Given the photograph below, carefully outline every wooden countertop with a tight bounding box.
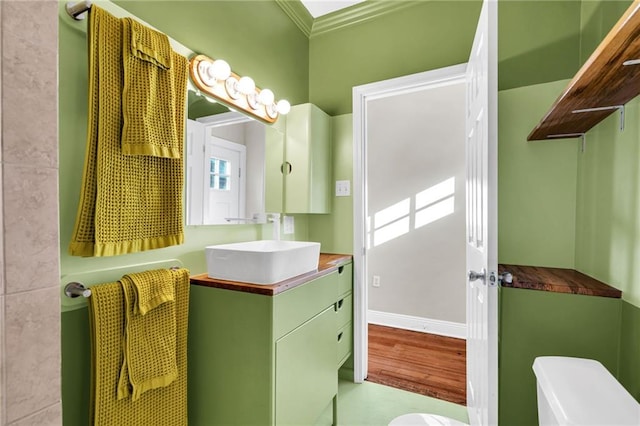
[190,253,353,296]
[498,264,622,298]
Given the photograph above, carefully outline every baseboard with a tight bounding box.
[368,310,467,339]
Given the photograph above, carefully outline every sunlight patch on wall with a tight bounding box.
[415,197,455,229]
[369,177,456,248]
[416,177,455,209]
[373,198,411,246]
[415,177,455,229]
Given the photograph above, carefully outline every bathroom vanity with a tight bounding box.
[188,253,353,425]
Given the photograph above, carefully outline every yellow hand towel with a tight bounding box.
[127,268,175,315]
[69,6,185,257]
[118,270,178,401]
[121,17,186,159]
[88,267,189,425]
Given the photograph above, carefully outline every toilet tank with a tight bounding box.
[532,357,640,426]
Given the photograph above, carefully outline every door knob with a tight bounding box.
[468,269,486,282]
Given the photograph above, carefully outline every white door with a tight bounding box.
[465,1,498,425]
[203,137,246,225]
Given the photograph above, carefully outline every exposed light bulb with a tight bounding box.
[211,59,231,80]
[198,61,217,87]
[225,76,241,99]
[204,62,215,79]
[247,91,260,110]
[258,89,275,106]
[276,100,291,115]
[237,76,256,95]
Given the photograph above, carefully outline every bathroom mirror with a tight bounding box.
[186,91,284,225]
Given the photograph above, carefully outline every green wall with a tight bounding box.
[309,1,482,115]
[498,0,581,91]
[309,0,584,115]
[572,75,640,402]
[574,96,640,307]
[571,0,640,401]
[309,114,354,254]
[579,0,633,66]
[498,80,579,267]
[619,301,640,400]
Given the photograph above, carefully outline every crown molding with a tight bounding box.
[275,0,313,37]
[311,1,421,38]
[276,0,422,39]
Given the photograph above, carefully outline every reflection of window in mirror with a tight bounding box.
[209,157,229,190]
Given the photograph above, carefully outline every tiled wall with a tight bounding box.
[0,1,61,425]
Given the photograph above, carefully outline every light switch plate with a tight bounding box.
[336,180,351,197]
[283,215,295,234]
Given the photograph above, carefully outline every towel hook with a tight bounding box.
[65,282,92,298]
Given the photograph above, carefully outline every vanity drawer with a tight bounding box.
[337,322,352,367]
[273,271,338,339]
[337,262,353,296]
[335,293,352,330]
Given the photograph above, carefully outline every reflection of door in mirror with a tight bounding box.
[204,138,246,225]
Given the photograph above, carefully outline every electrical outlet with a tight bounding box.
[335,180,351,197]
[372,275,381,288]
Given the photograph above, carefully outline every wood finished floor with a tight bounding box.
[367,324,467,405]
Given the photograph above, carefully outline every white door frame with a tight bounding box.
[352,63,468,384]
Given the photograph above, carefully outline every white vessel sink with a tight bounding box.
[205,240,321,285]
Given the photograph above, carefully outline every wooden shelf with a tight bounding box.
[528,0,640,141]
[498,264,622,298]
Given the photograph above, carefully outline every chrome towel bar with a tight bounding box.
[65,282,92,298]
[63,266,182,299]
[66,1,92,21]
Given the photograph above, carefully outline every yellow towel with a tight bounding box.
[127,268,175,315]
[117,269,177,401]
[121,17,186,159]
[88,268,190,425]
[69,6,186,257]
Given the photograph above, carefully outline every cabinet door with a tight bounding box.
[265,124,285,213]
[284,103,331,214]
[275,306,337,425]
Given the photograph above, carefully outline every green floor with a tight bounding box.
[316,379,469,425]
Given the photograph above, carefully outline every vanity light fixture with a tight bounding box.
[189,54,290,123]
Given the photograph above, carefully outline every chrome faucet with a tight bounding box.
[267,213,281,241]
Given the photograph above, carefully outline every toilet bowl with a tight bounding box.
[533,356,640,426]
[389,413,468,426]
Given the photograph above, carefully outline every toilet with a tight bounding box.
[389,413,468,426]
[390,356,640,426]
[533,356,640,425]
